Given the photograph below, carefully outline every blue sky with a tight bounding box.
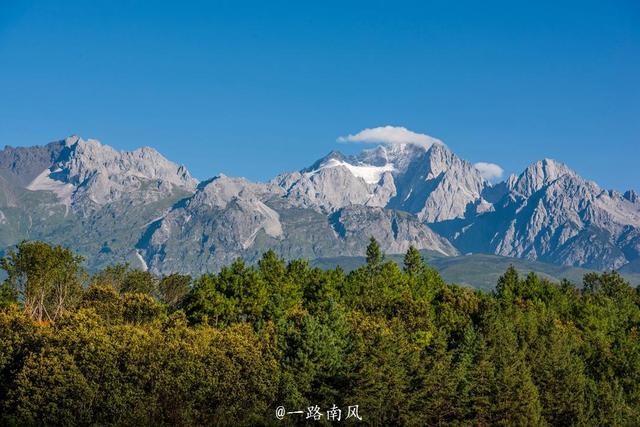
[1,0,638,190]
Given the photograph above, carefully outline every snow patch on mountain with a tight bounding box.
[134,250,148,271]
[305,158,396,184]
[26,168,75,208]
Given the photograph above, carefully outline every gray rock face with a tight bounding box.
[441,159,640,270]
[4,136,196,204]
[0,140,65,187]
[134,140,491,273]
[272,167,395,213]
[507,158,578,199]
[387,143,488,222]
[142,175,284,273]
[0,136,197,270]
[329,206,458,256]
[1,134,638,273]
[275,142,488,222]
[140,173,457,275]
[623,190,638,204]
[41,136,197,211]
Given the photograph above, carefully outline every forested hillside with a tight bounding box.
[1,240,639,425]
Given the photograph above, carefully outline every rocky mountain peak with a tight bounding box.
[357,142,429,173]
[301,150,348,173]
[278,140,489,222]
[64,135,81,146]
[24,135,198,209]
[59,136,196,186]
[386,142,487,222]
[509,158,577,199]
[4,133,638,274]
[191,174,267,209]
[445,154,640,270]
[426,143,476,179]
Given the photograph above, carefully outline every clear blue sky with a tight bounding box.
[1,0,638,190]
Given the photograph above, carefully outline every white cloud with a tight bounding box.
[337,125,443,149]
[474,162,504,182]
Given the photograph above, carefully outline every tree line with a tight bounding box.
[0,239,639,425]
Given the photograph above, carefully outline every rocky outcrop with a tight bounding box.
[442,159,640,270]
[0,140,65,187]
[329,206,458,256]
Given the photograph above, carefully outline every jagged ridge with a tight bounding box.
[0,134,638,274]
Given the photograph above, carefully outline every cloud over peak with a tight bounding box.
[474,162,504,181]
[337,126,443,149]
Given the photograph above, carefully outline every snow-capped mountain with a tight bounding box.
[0,134,638,274]
[274,141,488,222]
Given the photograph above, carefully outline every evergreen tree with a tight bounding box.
[403,245,425,277]
[365,237,383,268]
[495,265,520,301]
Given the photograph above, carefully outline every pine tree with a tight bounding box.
[403,246,425,277]
[366,237,383,268]
[495,265,519,301]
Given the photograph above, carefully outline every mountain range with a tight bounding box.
[1,134,638,281]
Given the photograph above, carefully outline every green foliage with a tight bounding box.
[403,245,425,277]
[365,237,383,269]
[1,241,84,322]
[158,273,191,310]
[120,270,158,295]
[80,283,124,324]
[122,292,166,325]
[6,349,96,426]
[1,243,639,425]
[0,281,17,308]
[91,263,129,290]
